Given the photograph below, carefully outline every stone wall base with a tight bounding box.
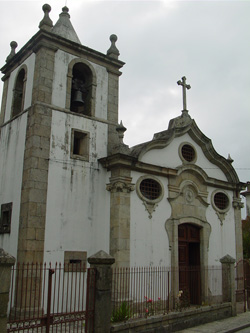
[111,303,232,332]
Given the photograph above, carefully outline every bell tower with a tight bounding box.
[0,4,124,265]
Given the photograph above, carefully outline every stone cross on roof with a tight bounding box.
[177,76,191,111]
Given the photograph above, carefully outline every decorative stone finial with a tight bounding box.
[116,121,127,144]
[51,5,81,44]
[107,34,120,59]
[227,154,234,164]
[39,4,53,31]
[61,6,70,18]
[111,121,130,154]
[6,41,18,62]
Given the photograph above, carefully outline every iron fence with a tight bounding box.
[111,266,224,321]
[7,262,96,332]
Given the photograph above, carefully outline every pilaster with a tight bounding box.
[107,169,135,267]
[17,45,56,265]
[0,78,9,125]
[233,198,244,264]
[107,70,119,155]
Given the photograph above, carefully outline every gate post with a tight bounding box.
[88,250,115,333]
[220,254,236,316]
[0,248,15,333]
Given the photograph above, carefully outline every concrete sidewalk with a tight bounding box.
[178,311,250,333]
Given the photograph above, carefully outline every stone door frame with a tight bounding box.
[165,217,211,307]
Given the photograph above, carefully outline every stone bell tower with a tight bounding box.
[0,4,124,265]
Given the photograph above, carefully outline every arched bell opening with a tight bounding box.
[12,67,26,118]
[70,63,93,115]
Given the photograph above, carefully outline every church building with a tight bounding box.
[0,4,245,301]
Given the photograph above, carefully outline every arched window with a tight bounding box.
[66,59,96,117]
[12,67,26,118]
[70,63,93,115]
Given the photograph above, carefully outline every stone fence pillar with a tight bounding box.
[220,254,236,316]
[88,250,115,333]
[0,248,15,333]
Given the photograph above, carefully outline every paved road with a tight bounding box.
[236,328,250,332]
[178,311,250,333]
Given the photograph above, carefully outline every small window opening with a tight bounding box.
[71,129,89,161]
[70,259,81,264]
[0,203,12,234]
[214,192,229,210]
[64,251,87,272]
[140,178,162,201]
[181,144,195,162]
[70,63,92,115]
[12,69,26,118]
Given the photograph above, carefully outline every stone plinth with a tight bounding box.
[0,249,15,333]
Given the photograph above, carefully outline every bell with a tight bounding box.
[72,89,84,106]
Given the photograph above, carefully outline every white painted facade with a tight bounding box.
[44,110,110,264]
[0,113,27,256]
[4,54,35,122]
[0,4,244,296]
[130,133,238,268]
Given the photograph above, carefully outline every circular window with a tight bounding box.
[140,179,161,200]
[181,144,196,162]
[137,176,164,203]
[214,192,229,210]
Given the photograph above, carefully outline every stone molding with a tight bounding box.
[65,57,97,115]
[107,177,135,193]
[136,175,164,219]
[1,29,124,78]
[233,198,244,210]
[130,118,244,187]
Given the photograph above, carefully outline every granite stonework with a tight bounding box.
[0,249,15,333]
[110,303,233,333]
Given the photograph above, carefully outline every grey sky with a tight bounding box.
[0,1,249,194]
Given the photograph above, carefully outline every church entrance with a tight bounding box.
[178,223,201,305]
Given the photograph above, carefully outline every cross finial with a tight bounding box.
[177,76,191,112]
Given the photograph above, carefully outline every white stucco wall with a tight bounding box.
[4,53,35,122]
[132,133,237,268]
[141,133,227,181]
[43,110,110,265]
[52,50,108,120]
[130,171,171,267]
[206,187,236,265]
[0,113,28,257]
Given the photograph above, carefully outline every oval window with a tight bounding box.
[214,192,229,210]
[181,144,196,162]
[139,178,162,201]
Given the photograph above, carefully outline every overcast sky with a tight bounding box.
[0,0,249,206]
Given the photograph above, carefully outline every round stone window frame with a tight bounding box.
[211,190,230,213]
[136,175,164,204]
[179,142,197,164]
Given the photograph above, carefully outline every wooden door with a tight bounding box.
[178,224,201,305]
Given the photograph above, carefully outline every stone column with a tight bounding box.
[107,169,134,267]
[107,70,120,155]
[220,254,236,316]
[233,198,244,264]
[88,250,115,333]
[17,45,56,265]
[0,249,15,333]
[0,78,9,125]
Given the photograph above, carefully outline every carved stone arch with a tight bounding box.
[176,164,209,185]
[165,216,211,305]
[11,64,27,118]
[66,58,97,116]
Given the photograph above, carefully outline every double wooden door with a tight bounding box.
[178,223,201,305]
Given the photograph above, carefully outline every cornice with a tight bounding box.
[99,153,177,178]
[1,29,125,77]
[130,118,244,187]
